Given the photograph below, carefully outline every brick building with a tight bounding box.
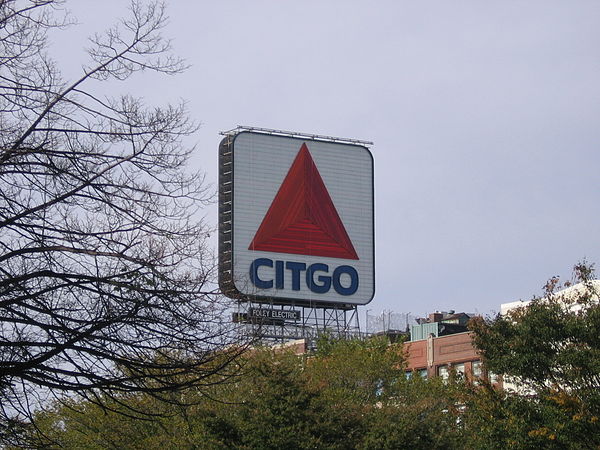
[403,311,500,385]
[267,310,501,385]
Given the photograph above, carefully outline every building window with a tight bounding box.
[472,360,482,379]
[438,365,449,381]
[406,368,428,380]
[454,363,465,379]
[470,360,499,384]
[489,371,499,384]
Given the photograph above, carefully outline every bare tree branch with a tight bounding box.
[0,1,244,445]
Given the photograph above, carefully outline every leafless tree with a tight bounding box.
[0,0,241,442]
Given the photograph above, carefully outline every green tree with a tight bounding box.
[231,347,358,450]
[28,345,363,449]
[359,373,464,450]
[307,335,405,405]
[468,263,600,449]
[24,265,600,449]
[26,337,475,449]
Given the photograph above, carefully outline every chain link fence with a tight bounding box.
[365,311,418,334]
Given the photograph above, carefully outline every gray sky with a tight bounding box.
[55,1,600,318]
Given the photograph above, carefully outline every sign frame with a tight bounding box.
[219,128,374,309]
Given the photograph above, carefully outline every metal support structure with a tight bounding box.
[234,300,363,346]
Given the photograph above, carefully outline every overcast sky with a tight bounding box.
[54,1,600,319]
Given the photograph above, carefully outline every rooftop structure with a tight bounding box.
[410,311,474,342]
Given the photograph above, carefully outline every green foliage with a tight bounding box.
[33,399,187,449]
[471,293,600,392]
[360,375,464,450]
[229,348,356,450]
[27,337,469,449]
[308,335,404,404]
[469,262,600,448]
[29,263,600,450]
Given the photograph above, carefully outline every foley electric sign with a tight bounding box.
[219,129,374,307]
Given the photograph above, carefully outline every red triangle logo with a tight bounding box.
[248,143,359,260]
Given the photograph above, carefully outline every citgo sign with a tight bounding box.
[219,130,374,307]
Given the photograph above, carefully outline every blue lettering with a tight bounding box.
[249,258,273,289]
[248,259,359,296]
[285,261,306,291]
[306,263,331,294]
[333,265,359,296]
[275,260,284,289]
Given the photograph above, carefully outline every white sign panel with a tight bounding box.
[222,131,374,306]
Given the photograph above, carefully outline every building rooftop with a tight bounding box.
[410,311,476,342]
